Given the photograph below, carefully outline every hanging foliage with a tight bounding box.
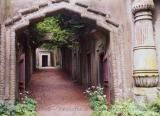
[31,15,86,50]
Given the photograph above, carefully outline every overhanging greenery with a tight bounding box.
[31,15,86,50]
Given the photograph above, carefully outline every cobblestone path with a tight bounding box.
[28,69,91,116]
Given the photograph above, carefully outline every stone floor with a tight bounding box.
[28,69,91,116]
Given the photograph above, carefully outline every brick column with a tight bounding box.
[10,28,16,102]
[132,0,159,103]
[0,25,5,101]
[4,28,11,100]
[0,25,16,104]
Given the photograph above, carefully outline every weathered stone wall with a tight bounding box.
[71,0,134,99]
[0,0,136,102]
[0,0,10,23]
[10,0,50,16]
[62,28,126,102]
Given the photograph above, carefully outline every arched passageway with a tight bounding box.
[0,0,127,107]
[16,11,111,103]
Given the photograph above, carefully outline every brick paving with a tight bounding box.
[28,69,92,116]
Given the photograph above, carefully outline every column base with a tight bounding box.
[0,100,5,104]
[0,99,15,106]
[134,76,159,87]
[133,87,160,105]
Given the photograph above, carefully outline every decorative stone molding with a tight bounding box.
[134,11,152,22]
[18,6,39,15]
[132,0,154,14]
[75,2,88,8]
[105,18,119,28]
[133,75,159,87]
[132,0,159,87]
[87,8,106,17]
[51,0,69,4]
[38,2,48,8]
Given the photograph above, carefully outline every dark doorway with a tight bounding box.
[99,53,111,104]
[42,55,48,67]
[99,53,104,87]
[87,54,92,87]
[18,54,25,100]
[103,58,111,105]
[79,53,83,85]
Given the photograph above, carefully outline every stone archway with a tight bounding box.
[0,0,125,103]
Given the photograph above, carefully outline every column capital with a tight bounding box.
[132,0,155,15]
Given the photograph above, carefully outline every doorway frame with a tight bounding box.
[39,52,51,68]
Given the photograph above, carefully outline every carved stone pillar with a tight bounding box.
[132,0,159,87]
[132,0,160,103]
[0,0,10,23]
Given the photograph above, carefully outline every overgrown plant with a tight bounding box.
[16,96,37,116]
[0,103,15,116]
[0,96,37,116]
[110,100,160,116]
[36,17,74,48]
[84,86,107,111]
[85,87,160,116]
[149,93,160,113]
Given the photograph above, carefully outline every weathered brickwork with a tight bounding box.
[0,25,5,101]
